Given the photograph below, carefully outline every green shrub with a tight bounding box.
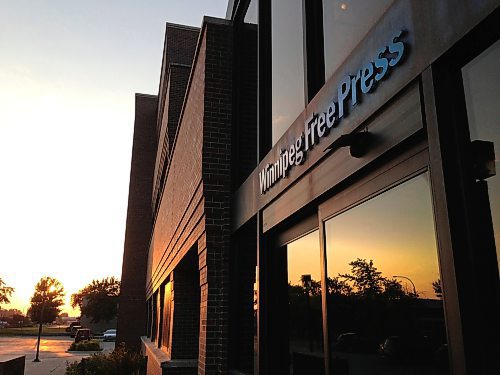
[66,343,146,375]
[68,340,101,352]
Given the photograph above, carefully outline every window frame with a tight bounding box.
[423,9,500,373]
[317,142,430,373]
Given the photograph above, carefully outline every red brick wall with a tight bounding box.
[117,94,158,349]
[156,24,199,139]
[147,33,206,295]
[146,19,235,375]
[198,20,233,375]
[152,64,192,213]
[152,24,199,215]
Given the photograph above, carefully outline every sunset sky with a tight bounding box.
[287,174,442,300]
[0,0,227,316]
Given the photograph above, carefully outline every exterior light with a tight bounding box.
[325,131,373,158]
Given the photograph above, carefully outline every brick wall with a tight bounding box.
[117,94,158,350]
[156,24,199,139]
[198,19,234,375]
[145,18,236,375]
[145,27,206,375]
[152,24,199,214]
[147,33,206,294]
[152,63,192,212]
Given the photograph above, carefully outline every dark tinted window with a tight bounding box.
[462,39,500,274]
[287,230,324,372]
[325,174,449,374]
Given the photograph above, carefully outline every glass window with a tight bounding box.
[161,281,172,351]
[325,173,449,374]
[272,0,305,145]
[287,230,324,373]
[323,0,394,81]
[151,291,159,342]
[245,0,258,24]
[462,39,500,274]
[146,299,151,338]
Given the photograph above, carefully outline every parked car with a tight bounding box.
[70,325,82,338]
[334,332,378,353]
[65,321,81,333]
[379,335,433,362]
[103,329,117,341]
[75,328,92,343]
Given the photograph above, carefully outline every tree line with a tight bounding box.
[0,276,120,324]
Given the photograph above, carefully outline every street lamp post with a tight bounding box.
[33,301,45,362]
[393,275,417,296]
[33,282,53,363]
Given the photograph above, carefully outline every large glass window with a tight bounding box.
[161,281,172,351]
[286,230,323,373]
[325,173,449,374]
[323,0,394,81]
[462,39,500,274]
[271,0,305,145]
[151,290,159,342]
[244,0,258,24]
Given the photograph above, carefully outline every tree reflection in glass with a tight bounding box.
[325,173,449,374]
[287,230,324,373]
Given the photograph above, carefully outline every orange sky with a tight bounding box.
[287,174,442,300]
[0,0,228,318]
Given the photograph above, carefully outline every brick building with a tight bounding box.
[119,1,499,374]
[119,17,257,374]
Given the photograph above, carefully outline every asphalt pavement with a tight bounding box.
[0,336,114,375]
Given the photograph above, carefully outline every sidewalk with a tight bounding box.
[0,336,114,375]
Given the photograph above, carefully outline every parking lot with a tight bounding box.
[0,336,115,374]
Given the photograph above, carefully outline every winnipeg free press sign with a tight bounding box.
[259,31,407,195]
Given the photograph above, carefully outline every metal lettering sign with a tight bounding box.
[259,31,407,195]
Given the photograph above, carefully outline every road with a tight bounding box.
[0,336,115,374]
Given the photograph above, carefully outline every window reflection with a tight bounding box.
[272,0,305,145]
[244,0,258,24]
[323,0,394,81]
[286,230,324,373]
[325,173,449,374]
[462,39,500,274]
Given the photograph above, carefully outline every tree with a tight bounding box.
[0,278,14,305]
[382,278,409,300]
[432,278,443,299]
[340,258,385,297]
[28,276,65,363]
[338,258,415,300]
[28,277,65,324]
[71,277,120,323]
[326,276,352,296]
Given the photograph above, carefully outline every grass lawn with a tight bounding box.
[0,326,68,336]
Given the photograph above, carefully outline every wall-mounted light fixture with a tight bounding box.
[471,140,496,180]
[324,130,373,158]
